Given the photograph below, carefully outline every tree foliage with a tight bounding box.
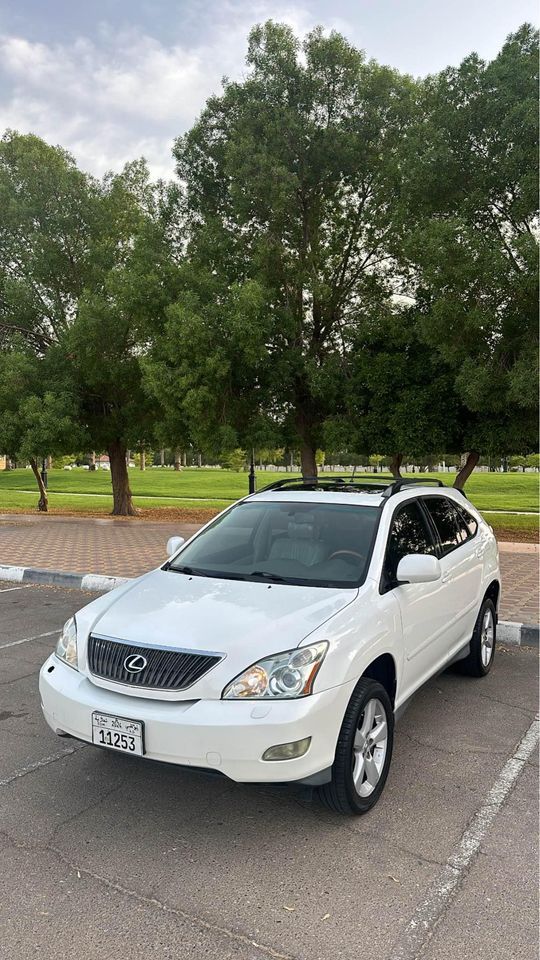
[400,24,539,478]
[150,22,417,477]
[0,133,178,513]
[0,23,538,507]
[0,349,85,509]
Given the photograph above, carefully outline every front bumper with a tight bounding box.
[39,655,355,784]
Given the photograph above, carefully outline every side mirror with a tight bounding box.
[166,536,185,558]
[396,554,441,585]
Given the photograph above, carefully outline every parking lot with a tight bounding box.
[1,582,538,960]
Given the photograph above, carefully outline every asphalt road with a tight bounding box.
[0,583,538,960]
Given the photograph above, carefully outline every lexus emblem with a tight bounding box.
[123,654,148,674]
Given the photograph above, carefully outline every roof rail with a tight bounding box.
[258,475,395,494]
[255,475,447,500]
[380,478,445,499]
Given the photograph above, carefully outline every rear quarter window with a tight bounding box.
[422,497,461,555]
[455,503,479,540]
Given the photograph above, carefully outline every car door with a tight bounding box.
[420,496,484,658]
[381,499,451,700]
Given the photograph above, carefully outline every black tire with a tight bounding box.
[457,598,497,678]
[317,678,394,815]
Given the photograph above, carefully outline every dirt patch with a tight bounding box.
[0,505,221,524]
[2,505,538,541]
[495,528,538,544]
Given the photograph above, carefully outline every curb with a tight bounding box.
[0,564,538,648]
[498,620,539,648]
[0,564,129,594]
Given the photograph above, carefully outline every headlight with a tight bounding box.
[55,617,78,670]
[222,641,328,700]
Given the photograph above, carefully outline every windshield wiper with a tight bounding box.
[249,570,288,583]
[169,565,209,577]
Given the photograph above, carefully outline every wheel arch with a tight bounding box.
[361,653,397,707]
[483,579,501,615]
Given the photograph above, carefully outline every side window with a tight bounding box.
[384,501,436,584]
[455,503,478,541]
[422,497,461,555]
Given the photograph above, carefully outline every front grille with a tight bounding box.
[88,635,221,691]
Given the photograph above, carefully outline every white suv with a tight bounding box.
[39,477,500,815]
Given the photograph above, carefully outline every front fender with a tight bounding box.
[309,579,404,698]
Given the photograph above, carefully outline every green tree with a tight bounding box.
[368,454,385,473]
[327,303,459,478]
[0,133,176,514]
[156,23,416,478]
[60,161,179,513]
[508,455,526,471]
[0,350,85,510]
[220,448,247,472]
[401,25,539,487]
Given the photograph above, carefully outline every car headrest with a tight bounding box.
[287,516,317,540]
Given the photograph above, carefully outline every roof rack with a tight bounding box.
[257,475,446,500]
[380,478,445,498]
[259,475,394,494]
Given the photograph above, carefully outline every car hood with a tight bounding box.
[88,567,357,661]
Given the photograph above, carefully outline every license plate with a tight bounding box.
[92,712,144,756]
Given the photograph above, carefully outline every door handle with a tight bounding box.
[441,572,452,584]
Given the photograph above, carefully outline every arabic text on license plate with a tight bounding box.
[91,712,144,756]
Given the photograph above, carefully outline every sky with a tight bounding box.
[0,0,537,180]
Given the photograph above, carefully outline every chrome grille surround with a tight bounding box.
[88,634,222,691]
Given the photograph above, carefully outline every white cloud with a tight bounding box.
[0,3,333,179]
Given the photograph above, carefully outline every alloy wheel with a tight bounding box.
[480,608,495,667]
[352,698,388,797]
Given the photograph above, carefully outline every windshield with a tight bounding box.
[168,500,380,588]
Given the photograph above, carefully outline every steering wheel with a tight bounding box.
[328,549,365,565]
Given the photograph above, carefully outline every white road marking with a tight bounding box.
[0,629,60,650]
[0,745,84,787]
[0,586,29,593]
[388,716,540,960]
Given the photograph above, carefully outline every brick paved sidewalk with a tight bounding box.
[0,513,538,625]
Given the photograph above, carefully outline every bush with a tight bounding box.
[221,448,247,472]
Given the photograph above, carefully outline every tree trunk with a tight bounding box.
[183,451,187,467]
[140,449,146,471]
[300,443,317,480]
[389,453,403,479]
[453,450,480,490]
[160,448,165,467]
[174,449,181,471]
[29,457,48,512]
[89,451,96,472]
[108,440,137,516]
[197,453,202,468]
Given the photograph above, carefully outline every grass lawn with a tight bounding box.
[484,512,539,541]
[0,466,538,509]
[0,468,537,539]
[0,488,229,514]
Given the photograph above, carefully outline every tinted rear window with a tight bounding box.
[455,503,478,541]
[422,497,461,554]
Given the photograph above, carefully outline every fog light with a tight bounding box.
[262,737,311,761]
